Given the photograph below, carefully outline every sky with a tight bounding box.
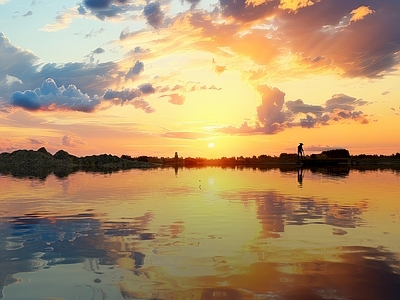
[0,0,399,158]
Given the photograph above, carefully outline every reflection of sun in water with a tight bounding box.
[208,142,215,148]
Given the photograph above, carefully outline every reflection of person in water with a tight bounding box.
[297,143,304,158]
[297,168,304,186]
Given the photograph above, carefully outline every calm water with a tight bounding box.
[0,167,399,300]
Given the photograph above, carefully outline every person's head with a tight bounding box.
[299,143,303,145]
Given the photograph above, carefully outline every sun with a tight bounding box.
[208,142,215,148]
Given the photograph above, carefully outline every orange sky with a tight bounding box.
[0,0,399,158]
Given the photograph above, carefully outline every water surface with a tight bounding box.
[0,167,399,299]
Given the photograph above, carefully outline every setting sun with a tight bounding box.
[208,142,215,148]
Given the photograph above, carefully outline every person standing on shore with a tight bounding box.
[298,143,304,158]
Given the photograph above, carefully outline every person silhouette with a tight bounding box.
[297,168,304,187]
[297,143,304,158]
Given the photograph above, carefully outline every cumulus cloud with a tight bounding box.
[0,33,119,98]
[219,85,371,135]
[256,85,288,134]
[0,73,152,118]
[9,78,100,112]
[143,2,164,28]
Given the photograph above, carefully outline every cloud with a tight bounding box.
[182,0,201,10]
[219,0,277,23]
[62,134,87,148]
[256,85,288,134]
[276,1,400,78]
[22,11,33,17]
[93,47,105,54]
[349,6,375,23]
[40,7,80,32]
[83,0,113,9]
[85,28,106,39]
[102,83,156,113]
[214,65,227,75]
[103,83,156,102]
[219,85,371,135]
[0,33,120,98]
[132,99,155,113]
[143,2,164,29]
[125,60,144,80]
[279,0,319,12]
[9,78,101,112]
[160,94,185,105]
[27,138,47,145]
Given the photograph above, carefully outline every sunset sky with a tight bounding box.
[0,0,399,158]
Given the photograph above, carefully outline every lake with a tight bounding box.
[0,166,399,300]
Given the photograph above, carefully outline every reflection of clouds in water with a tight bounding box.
[116,246,400,300]
[0,211,157,298]
[248,191,366,239]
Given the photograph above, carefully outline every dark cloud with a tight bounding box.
[276,0,400,77]
[81,1,143,20]
[103,89,142,101]
[139,83,155,94]
[83,0,112,9]
[102,84,156,113]
[182,0,201,10]
[177,1,400,78]
[325,94,369,112]
[286,99,324,116]
[103,83,155,102]
[143,2,164,29]
[219,0,278,23]
[125,60,144,80]
[93,47,105,54]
